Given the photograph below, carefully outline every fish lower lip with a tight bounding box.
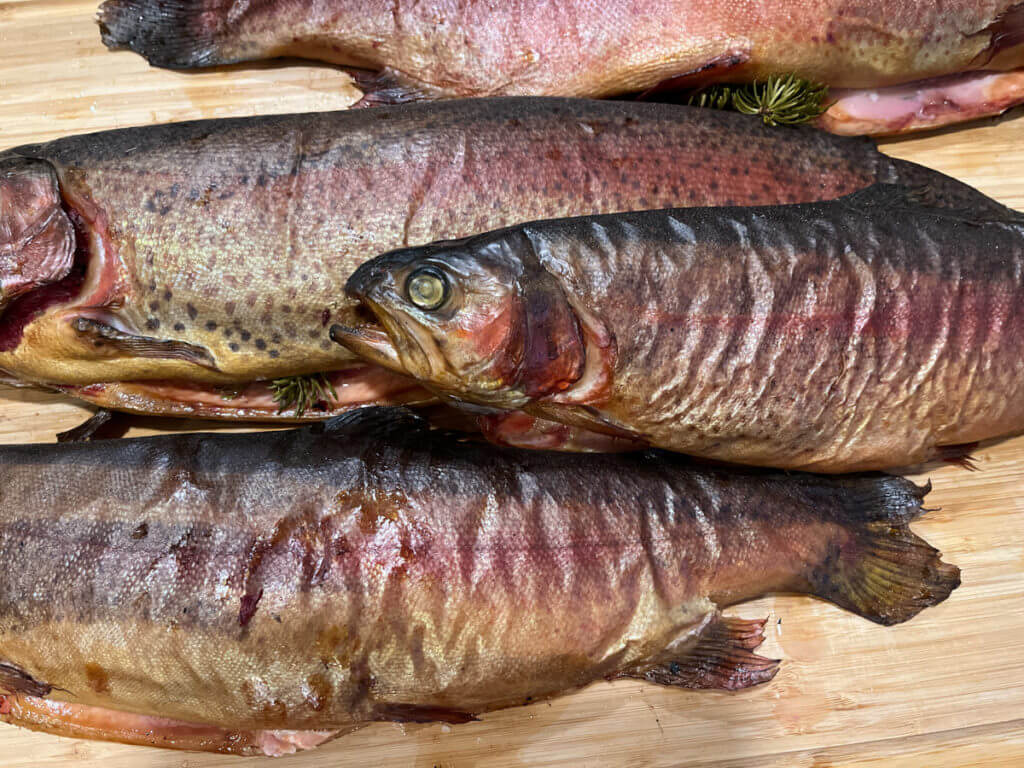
[329,323,403,371]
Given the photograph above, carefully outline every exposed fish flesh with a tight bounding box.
[0,407,958,755]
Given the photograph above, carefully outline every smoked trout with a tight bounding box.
[1,98,1000,430]
[0,407,958,755]
[335,184,1024,472]
[96,0,1024,135]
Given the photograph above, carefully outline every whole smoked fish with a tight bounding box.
[0,408,958,755]
[336,185,1024,472]
[96,0,1024,134]
[1,98,995,426]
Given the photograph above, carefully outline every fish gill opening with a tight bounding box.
[0,204,90,353]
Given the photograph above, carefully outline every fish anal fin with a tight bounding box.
[618,615,779,691]
[374,703,478,724]
[71,316,219,371]
[56,408,132,442]
[352,68,449,108]
[0,662,52,698]
[638,50,752,100]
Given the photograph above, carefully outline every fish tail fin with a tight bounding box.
[619,614,779,691]
[97,0,235,68]
[805,475,960,625]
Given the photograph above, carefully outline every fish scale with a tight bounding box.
[0,408,957,754]
[0,97,995,426]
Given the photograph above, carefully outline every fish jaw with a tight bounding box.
[329,323,405,375]
[820,69,1024,135]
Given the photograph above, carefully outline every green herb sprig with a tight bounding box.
[687,74,830,127]
[269,373,338,417]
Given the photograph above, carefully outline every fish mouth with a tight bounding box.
[329,322,404,372]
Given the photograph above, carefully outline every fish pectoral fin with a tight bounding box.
[71,317,219,371]
[56,409,132,443]
[0,662,52,697]
[352,68,450,107]
[937,441,981,471]
[0,693,344,756]
[617,615,779,691]
[373,703,479,724]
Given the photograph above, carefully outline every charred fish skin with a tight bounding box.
[0,98,999,411]
[338,185,1024,472]
[0,408,957,749]
[96,0,1024,96]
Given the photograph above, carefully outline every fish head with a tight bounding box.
[333,232,586,409]
[0,156,76,314]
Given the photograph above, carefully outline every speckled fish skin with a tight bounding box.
[339,186,1024,472]
[97,0,1024,98]
[0,98,994,414]
[0,408,956,754]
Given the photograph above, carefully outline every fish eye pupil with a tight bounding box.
[406,268,448,310]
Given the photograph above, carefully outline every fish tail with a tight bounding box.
[97,0,234,68]
[806,475,960,625]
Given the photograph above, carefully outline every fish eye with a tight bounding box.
[405,267,449,311]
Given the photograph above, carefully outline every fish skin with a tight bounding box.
[96,0,1024,130]
[0,98,989,418]
[339,185,1024,472]
[0,408,956,749]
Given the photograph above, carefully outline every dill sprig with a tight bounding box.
[269,373,338,417]
[687,74,830,127]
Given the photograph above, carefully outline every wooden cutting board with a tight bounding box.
[2,2,1024,766]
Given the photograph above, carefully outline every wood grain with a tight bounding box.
[2,2,1024,765]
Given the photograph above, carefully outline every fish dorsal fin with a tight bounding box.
[838,182,1022,226]
[319,406,430,440]
[838,182,936,211]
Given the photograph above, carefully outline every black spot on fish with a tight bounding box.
[254,338,266,350]
[229,342,239,352]
[164,289,173,301]
[169,183,180,198]
[241,330,251,342]
[223,328,233,337]
[271,333,281,344]
[269,350,279,358]
[144,199,156,213]
[146,318,160,330]
[282,304,292,314]
[149,300,160,312]
[321,309,331,327]
[159,205,172,216]
[131,523,148,539]
[256,173,268,187]
[206,320,218,331]
[186,303,198,320]
[173,322,185,332]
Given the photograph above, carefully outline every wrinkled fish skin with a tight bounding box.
[0,98,995,420]
[97,0,1024,96]
[0,408,956,750]
[339,186,1024,472]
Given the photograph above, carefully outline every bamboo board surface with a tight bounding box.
[2,2,1024,766]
